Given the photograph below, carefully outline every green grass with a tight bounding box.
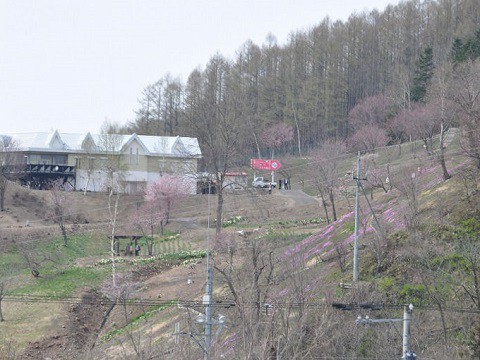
[12,266,109,297]
[259,229,314,248]
[0,234,112,297]
[101,301,176,342]
[47,234,111,260]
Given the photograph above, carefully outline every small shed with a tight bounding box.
[112,235,145,256]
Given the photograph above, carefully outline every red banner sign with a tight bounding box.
[250,159,282,171]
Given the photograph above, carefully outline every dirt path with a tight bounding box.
[275,189,318,206]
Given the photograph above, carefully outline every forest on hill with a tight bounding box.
[113,0,480,171]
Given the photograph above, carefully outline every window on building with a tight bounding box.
[53,155,67,165]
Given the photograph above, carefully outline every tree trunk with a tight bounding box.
[0,284,4,322]
[0,179,6,211]
[319,190,330,224]
[439,122,451,181]
[329,189,337,222]
[91,299,116,349]
[60,221,68,246]
[215,188,224,235]
[291,100,302,155]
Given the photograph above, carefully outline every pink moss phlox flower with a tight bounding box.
[303,241,334,260]
[220,333,238,357]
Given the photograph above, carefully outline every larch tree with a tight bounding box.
[132,83,158,135]
[184,56,245,234]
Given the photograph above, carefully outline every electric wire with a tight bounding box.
[2,133,479,313]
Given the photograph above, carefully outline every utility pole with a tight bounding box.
[353,152,361,283]
[174,182,227,358]
[402,304,413,359]
[203,181,213,359]
[356,304,415,359]
[203,267,213,358]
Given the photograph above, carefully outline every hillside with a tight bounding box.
[1,137,480,359]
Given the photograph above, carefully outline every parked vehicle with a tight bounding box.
[252,177,276,189]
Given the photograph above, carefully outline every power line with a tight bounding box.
[3,293,480,315]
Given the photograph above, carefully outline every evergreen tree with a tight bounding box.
[411,47,434,103]
[450,38,467,64]
[464,28,480,60]
[450,28,480,66]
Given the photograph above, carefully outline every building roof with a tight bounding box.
[3,131,202,158]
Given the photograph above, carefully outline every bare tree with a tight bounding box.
[98,129,127,287]
[46,179,71,246]
[184,56,246,234]
[366,165,392,195]
[390,165,421,232]
[0,136,22,211]
[15,236,61,278]
[310,139,347,223]
[131,201,164,256]
[429,63,456,181]
[0,263,18,322]
[449,60,480,169]
[212,232,276,358]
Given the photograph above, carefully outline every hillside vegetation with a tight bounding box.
[1,133,480,359]
[3,0,480,358]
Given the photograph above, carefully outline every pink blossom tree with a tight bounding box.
[131,175,189,254]
[260,123,294,158]
[402,102,441,154]
[386,109,409,148]
[144,174,190,225]
[349,124,389,153]
[390,100,451,180]
[348,95,393,131]
[131,201,165,255]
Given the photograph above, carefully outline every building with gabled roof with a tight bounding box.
[3,131,202,194]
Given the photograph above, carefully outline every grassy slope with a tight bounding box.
[1,130,479,357]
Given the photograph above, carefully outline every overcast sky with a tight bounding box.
[1,0,401,134]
